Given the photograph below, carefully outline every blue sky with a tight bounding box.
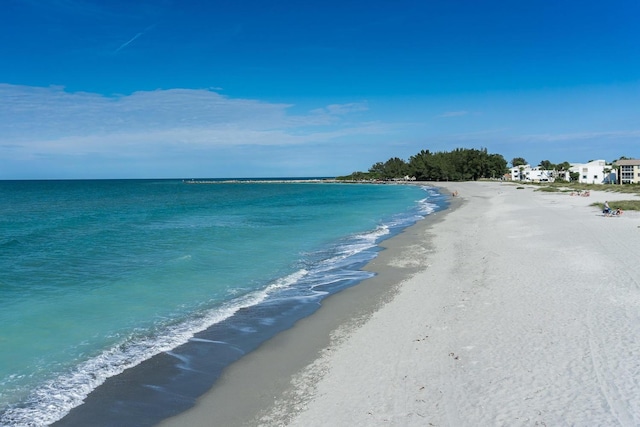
[1,0,639,179]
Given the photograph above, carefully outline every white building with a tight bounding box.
[569,160,616,184]
[509,165,528,181]
[510,159,619,184]
[509,165,557,182]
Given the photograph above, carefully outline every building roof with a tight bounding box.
[616,159,640,166]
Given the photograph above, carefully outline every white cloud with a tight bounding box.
[0,85,389,177]
[0,85,292,139]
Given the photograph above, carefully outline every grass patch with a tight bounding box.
[591,200,640,211]
[534,186,563,192]
[523,181,640,195]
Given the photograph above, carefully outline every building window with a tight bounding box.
[582,175,587,179]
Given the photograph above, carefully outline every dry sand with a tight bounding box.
[161,181,640,426]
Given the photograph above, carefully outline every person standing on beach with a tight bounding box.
[604,201,611,215]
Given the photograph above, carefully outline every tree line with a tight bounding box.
[338,151,636,182]
[338,148,508,181]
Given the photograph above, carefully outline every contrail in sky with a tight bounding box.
[114,32,143,53]
[113,23,157,54]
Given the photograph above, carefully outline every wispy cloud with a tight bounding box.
[311,102,369,116]
[0,84,383,159]
[437,110,469,118]
[0,85,397,178]
[518,130,640,142]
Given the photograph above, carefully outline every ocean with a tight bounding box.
[0,179,447,426]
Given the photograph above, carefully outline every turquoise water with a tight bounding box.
[0,179,445,426]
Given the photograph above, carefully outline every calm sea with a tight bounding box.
[0,179,446,426]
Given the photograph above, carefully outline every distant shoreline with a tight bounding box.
[182,178,335,184]
[181,178,428,185]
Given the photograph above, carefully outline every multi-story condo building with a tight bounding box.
[617,159,640,184]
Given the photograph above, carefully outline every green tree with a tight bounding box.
[371,148,507,182]
[488,153,508,178]
[539,160,555,170]
[406,148,506,181]
[603,167,613,184]
[408,150,432,180]
[382,157,409,179]
[369,157,409,180]
[368,162,385,178]
[511,157,527,167]
[553,161,572,182]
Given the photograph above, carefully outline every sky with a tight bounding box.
[1,0,639,179]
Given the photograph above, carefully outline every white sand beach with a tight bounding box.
[162,181,640,426]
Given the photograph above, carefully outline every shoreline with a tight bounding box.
[158,185,460,426]
[41,181,443,427]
